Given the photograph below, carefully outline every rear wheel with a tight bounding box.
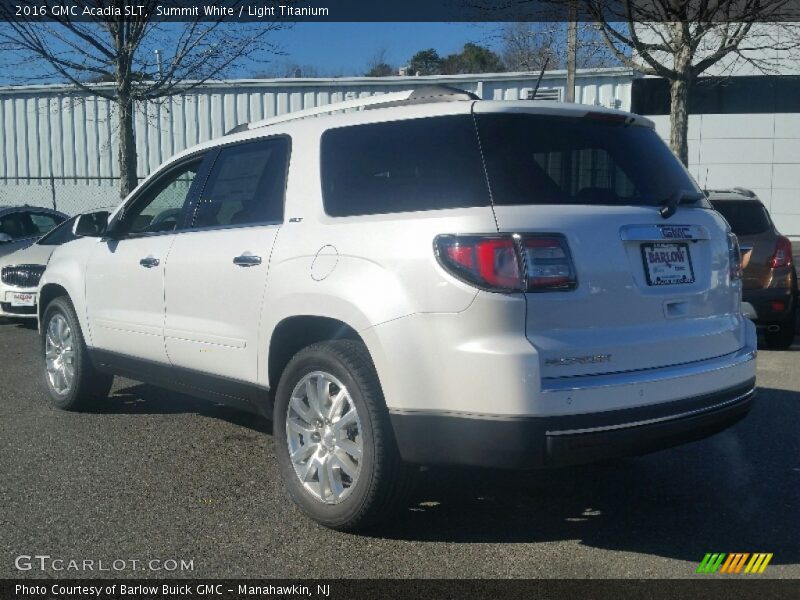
[764,316,795,350]
[41,297,113,410]
[273,340,412,531]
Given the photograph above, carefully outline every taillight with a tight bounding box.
[435,234,577,292]
[727,232,742,281]
[520,236,577,290]
[770,236,793,268]
[437,235,523,291]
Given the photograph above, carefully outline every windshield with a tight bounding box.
[36,215,78,246]
[710,200,772,235]
[475,113,701,207]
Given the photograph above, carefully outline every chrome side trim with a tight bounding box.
[541,346,757,394]
[546,388,755,436]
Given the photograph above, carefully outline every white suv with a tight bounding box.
[38,87,757,531]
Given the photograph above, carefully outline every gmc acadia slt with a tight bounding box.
[37,87,757,530]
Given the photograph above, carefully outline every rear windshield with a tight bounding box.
[474,113,700,207]
[711,200,772,235]
[320,115,489,216]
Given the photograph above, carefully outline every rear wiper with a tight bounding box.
[659,190,705,219]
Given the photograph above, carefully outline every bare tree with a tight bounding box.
[365,48,394,77]
[566,10,578,101]
[500,23,559,70]
[586,0,800,165]
[497,22,617,72]
[0,1,283,197]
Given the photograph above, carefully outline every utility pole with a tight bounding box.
[565,3,577,103]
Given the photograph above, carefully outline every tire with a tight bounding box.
[764,317,796,350]
[273,339,412,531]
[41,296,113,410]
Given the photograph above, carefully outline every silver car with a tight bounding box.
[0,206,68,260]
[1,210,110,319]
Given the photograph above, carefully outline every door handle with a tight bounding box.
[233,254,262,267]
[139,257,160,268]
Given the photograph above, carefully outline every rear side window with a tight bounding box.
[193,137,289,229]
[0,211,65,240]
[321,115,489,216]
[711,200,772,235]
[475,113,700,207]
[0,213,30,240]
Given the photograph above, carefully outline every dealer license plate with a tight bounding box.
[641,243,694,286]
[10,292,36,307]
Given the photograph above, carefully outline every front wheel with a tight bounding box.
[273,340,412,531]
[41,297,113,410]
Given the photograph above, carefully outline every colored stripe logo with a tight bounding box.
[697,553,773,574]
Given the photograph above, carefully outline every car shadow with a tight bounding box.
[89,380,798,567]
[366,385,799,567]
[751,309,799,347]
[0,317,37,330]
[93,381,272,435]
[757,336,800,351]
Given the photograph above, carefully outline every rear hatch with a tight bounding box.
[474,106,744,378]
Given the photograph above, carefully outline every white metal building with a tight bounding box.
[632,73,800,238]
[1,65,799,238]
[0,68,632,215]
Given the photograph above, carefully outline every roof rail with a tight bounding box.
[226,85,478,135]
[706,187,758,198]
[732,186,756,198]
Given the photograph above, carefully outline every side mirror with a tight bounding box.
[0,233,12,243]
[73,211,110,238]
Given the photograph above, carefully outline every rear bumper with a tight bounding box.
[390,379,755,469]
[743,287,796,324]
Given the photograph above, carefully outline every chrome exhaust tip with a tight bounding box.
[767,324,781,333]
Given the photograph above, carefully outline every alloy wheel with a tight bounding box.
[285,371,363,504]
[45,313,75,395]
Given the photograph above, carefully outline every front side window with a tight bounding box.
[118,159,202,236]
[475,113,700,207]
[191,137,290,229]
[321,115,489,217]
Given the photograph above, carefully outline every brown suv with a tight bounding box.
[709,188,797,349]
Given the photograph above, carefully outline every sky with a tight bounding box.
[0,22,505,84]
[263,23,497,76]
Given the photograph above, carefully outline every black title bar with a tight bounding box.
[3,579,800,600]
[4,0,800,22]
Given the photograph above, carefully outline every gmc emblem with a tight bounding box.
[660,226,693,239]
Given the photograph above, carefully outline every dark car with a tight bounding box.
[709,188,796,349]
[0,206,68,260]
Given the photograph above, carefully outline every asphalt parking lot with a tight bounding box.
[1,319,798,579]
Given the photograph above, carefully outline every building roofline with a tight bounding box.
[0,67,637,95]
